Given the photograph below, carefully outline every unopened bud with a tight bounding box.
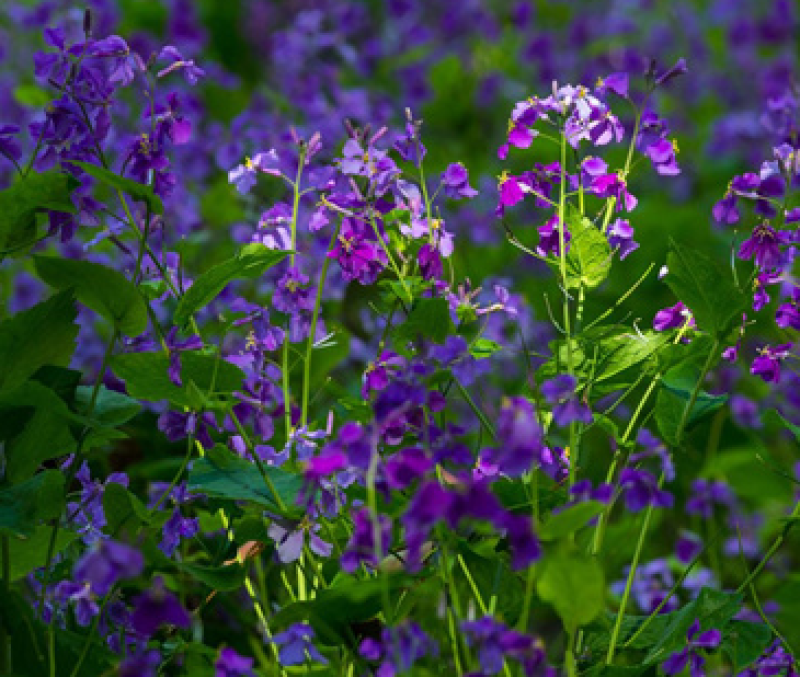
[83,8,93,38]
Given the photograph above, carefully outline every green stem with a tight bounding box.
[301,221,342,427]
[1,536,9,674]
[605,478,660,665]
[674,339,720,445]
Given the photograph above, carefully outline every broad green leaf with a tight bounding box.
[0,381,78,483]
[75,385,142,426]
[536,544,605,634]
[0,290,78,392]
[721,621,773,672]
[173,245,290,326]
[33,256,148,337]
[69,160,163,214]
[13,83,51,108]
[540,501,605,541]
[655,364,727,446]
[7,527,78,581]
[394,297,454,345]
[111,351,245,407]
[664,241,746,337]
[564,212,612,289]
[0,170,78,253]
[187,445,303,516]
[0,471,65,537]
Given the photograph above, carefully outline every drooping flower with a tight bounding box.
[441,162,478,199]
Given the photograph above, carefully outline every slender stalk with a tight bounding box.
[1,536,9,674]
[674,339,720,445]
[605,483,659,665]
[301,221,342,427]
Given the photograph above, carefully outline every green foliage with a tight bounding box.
[111,350,245,408]
[187,445,303,517]
[536,543,605,634]
[0,290,78,392]
[539,501,606,541]
[394,297,454,345]
[33,256,149,337]
[6,527,78,581]
[0,170,78,255]
[664,241,746,338]
[69,160,164,214]
[564,212,613,290]
[0,471,65,537]
[173,244,290,326]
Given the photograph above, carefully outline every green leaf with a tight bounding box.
[664,241,746,337]
[187,445,303,516]
[536,544,605,634]
[0,381,78,483]
[654,364,727,446]
[181,562,246,591]
[69,160,163,214]
[75,385,141,426]
[7,527,78,581]
[540,501,605,541]
[0,170,78,254]
[102,483,151,535]
[0,471,65,537]
[111,351,245,407]
[33,256,148,337]
[469,338,503,359]
[721,621,772,672]
[0,290,78,392]
[564,211,612,290]
[13,83,51,108]
[644,588,743,664]
[174,245,290,326]
[394,297,454,345]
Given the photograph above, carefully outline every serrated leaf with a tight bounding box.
[33,256,148,337]
[187,445,303,517]
[536,544,605,634]
[69,160,163,214]
[0,471,65,537]
[174,245,290,326]
[0,290,78,392]
[564,212,612,289]
[111,351,244,407]
[665,241,746,337]
[0,170,78,253]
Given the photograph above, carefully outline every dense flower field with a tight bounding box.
[0,1,799,675]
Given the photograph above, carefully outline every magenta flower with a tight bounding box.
[751,343,793,383]
[441,162,478,199]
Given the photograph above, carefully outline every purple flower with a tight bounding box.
[363,350,405,398]
[441,162,478,199]
[655,58,688,86]
[596,72,629,98]
[131,577,191,636]
[653,301,693,332]
[157,46,205,84]
[462,617,552,676]
[341,508,391,572]
[662,620,721,677]
[385,446,433,489]
[482,396,544,477]
[228,151,282,194]
[215,647,254,677]
[328,217,388,284]
[267,518,332,564]
[619,469,673,512]
[738,223,791,270]
[0,125,22,165]
[159,507,199,556]
[498,173,525,209]
[608,218,639,259]
[536,215,571,257]
[73,540,143,597]
[271,623,327,666]
[359,622,438,676]
[751,344,793,383]
[163,327,203,386]
[119,650,161,677]
[273,266,314,314]
[541,375,592,427]
[685,479,735,519]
